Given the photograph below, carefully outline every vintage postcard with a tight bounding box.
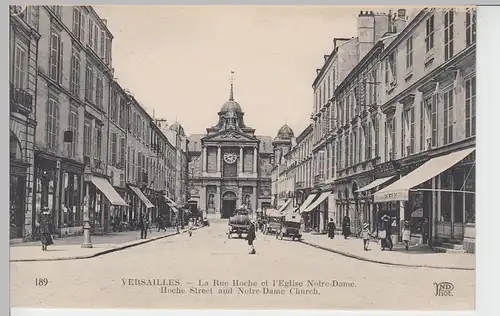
[9,4,476,311]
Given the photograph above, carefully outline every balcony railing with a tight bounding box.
[10,83,33,115]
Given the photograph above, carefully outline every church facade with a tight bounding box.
[187,84,273,219]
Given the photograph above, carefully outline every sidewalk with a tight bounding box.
[10,227,201,262]
[300,233,475,270]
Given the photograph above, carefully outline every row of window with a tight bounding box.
[71,6,111,65]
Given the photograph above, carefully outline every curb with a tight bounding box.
[10,227,203,263]
[300,240,475,271]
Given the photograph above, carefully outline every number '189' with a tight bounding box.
[35,278,48,286]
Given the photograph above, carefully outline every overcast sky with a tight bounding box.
[94,6,369,137]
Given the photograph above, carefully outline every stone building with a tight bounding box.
[9,5,39,239]
[270,124,296,212]
[33,5,125,237]
[125,93,156,222]
[188,83,273,219]
[371,8,476,252]
[304,10,393,233]
[107,79,130,225]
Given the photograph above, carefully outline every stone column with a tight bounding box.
[217,146,221,174]
[201,186,207,210]
[202,146,207,173]
[253,147,258,175]
[216,185,221,216]
[239,146,244,174]
[238,187,243,208]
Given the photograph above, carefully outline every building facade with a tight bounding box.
[302,11,393,233]
[188,84,273,219]
[371,8,476,252]
[107,79,130,225]
[125,93,156,222]
[9,5,40,239]
[33,5,124,238]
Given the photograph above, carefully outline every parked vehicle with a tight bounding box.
[265,209,283,235]
[277,213,302,241]
[228,207,251,239]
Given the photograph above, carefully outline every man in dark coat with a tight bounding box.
[327,218,336,239]
[381,214,393,250]
[342,216,351,239]
[139,212,149,239]
[246,222,256,254]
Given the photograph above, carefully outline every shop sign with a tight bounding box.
[374,190,409,203]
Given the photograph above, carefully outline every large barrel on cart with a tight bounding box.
[228,208,251,239]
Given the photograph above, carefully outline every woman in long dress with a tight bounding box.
[37,207,54,251]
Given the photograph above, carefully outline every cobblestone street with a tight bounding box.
[10,221,475,310]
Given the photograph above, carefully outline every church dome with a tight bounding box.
[276,124,294,140]
[220,100,242,113]
[220,78,243,113]
[169,121,185,136]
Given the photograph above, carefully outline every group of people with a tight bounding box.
[325,214,430,252]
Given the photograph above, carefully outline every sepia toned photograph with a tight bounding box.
[9,4,476,311]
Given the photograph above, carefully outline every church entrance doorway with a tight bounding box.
[221,191,237,219]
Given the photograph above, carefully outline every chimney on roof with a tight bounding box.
[316,69,321,75]
[394,8,407,33]
[324,54,329,61]
[102,19,107,25]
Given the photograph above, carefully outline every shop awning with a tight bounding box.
[302,192,330,213]
[129,185,155,209]
[298,193,317,214]
[373,147,475,203]
[356,176,396,193]
[278,199,292,212]
[91,176,128,207]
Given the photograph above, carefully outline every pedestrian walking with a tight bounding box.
[361,223,370,251]
[380,214,393,251]
[402,220,411,251]
[139,212,149,239]
[342,216,351,239]
[327,218,336,239]
[37,207,54,251]
[246,222,257,254]
[187,218,194,237]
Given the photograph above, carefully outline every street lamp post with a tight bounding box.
[82,166,93,248]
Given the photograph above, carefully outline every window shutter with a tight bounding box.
[72,7,78,34]
[80,13,85,43]
[45,100,50,146]
[55,102,60,150]
[88,19,93,46]
[58,39,63,84]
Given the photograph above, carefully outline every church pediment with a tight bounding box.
[203,130,257,143]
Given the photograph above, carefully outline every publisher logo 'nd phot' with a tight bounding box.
[434,282,454,296]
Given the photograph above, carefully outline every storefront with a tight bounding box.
[10,159,29,239]
[85,173,127,234]
[59,160,85,236]
[355,175,397,232]
[302,191,330,233]
[374,147,475,248]
[129,185,155,221]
